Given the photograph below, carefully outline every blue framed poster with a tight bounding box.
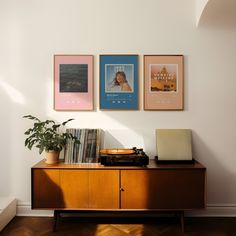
[100,55,139,110]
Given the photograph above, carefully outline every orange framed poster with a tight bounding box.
[144,55,184,110]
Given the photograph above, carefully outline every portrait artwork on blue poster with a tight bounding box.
[100,55,138,110]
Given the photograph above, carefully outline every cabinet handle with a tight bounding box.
[120,188,124,192]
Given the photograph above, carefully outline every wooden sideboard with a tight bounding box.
[31,159,206,231]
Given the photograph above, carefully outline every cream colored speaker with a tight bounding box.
[156,129,193,161]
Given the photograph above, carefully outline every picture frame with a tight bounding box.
[54,55,93,111]
[99,55,139,110]
[144,55,184,110]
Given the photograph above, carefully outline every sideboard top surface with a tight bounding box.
[32,159,206,170]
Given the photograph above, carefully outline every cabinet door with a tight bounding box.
[60,170,89,208]
[32,169,62,208]
[89,170,120,209]
[121,170,205,210]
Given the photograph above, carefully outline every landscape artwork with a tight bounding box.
[59,64,88,93]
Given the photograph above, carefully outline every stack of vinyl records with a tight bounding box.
[64,129,101,163]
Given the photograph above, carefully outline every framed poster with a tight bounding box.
[144,55,184,110]
[54,55,93,111]
[100,55,138,110]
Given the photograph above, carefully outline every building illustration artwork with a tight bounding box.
[150,64,177,92]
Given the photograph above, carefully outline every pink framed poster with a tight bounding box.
[54,55,93,111]
[144,55,184,110]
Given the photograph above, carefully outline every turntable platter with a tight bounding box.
[100,149,135,155]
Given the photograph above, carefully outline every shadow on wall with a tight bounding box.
[103,131,124,149]
[102,128,157,158]
[192,130,236,204]
[199,0,236,29]
[101,110,187,158]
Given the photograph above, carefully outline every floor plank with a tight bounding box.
[1,216,236,236]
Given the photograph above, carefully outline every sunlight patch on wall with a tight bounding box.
[0,79,25,105]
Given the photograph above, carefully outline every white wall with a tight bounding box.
[1,0,236,215]
[196,0,209,26]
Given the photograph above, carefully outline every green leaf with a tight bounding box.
[23,115,41,122]
[38,144,44,154]
[62,118,74,126]
[24,128,33,135]
[52,124,61,131]
[45,120,55,125]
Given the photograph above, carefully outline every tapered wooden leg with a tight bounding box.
[180,211,185,233]
[53,210,60,232]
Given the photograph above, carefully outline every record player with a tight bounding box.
[100,147,149,166]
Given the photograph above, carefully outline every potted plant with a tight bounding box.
[23,115,79,164]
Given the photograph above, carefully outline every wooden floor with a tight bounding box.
[1,216,236,236]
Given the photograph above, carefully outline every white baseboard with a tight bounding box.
[16,202,236,217]
[17,202,53,217]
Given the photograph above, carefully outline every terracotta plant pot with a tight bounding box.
[45,150,60,164]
